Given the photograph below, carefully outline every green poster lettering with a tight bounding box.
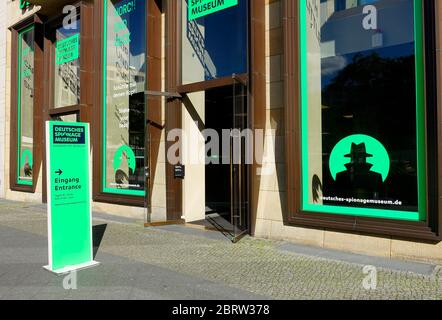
[188,0,238,21]
[55,34,80,65]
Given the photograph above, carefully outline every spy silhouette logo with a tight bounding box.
[113,145,136,174]
[20,149,33,176]
[329,134,390,183]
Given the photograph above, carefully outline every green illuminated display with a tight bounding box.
[102,0,146,196]
[300,0,426,221]
[45,122,98,274]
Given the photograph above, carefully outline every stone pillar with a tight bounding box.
[0,0,7,198]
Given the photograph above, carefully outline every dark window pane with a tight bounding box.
[181,0,248,84]
[301,0,426,221]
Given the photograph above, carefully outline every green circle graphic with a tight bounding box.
[113,145,136,174]
[329,134,390,182]
[20,149,33,169]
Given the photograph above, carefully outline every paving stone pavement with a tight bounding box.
[1,199,442,300]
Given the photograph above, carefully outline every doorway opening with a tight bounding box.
[205,85,235,233]
[182,82,250,242]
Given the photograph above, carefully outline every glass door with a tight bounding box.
[202,80,250,242]
[231,78,249,242]
[178,0,250,241]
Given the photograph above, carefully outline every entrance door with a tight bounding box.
[144,81,250,241]
[178,0,250,241]
[203,80,249,242]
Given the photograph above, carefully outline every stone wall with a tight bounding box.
[0,1,7,198]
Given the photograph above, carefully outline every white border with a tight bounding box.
[86,123,94,262]
[44,261,100,276]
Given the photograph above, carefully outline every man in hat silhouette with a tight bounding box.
[334,142,384,199]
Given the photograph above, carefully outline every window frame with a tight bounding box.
[9,15,44,193]
[284,0,441,241]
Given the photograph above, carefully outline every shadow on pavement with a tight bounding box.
[93,224,107,259]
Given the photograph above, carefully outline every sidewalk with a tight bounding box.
[1,199,442,300]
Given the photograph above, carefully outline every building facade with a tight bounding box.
[2,0,442,263]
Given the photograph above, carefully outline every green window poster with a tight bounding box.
[188,0,239,21]
[55,33,80,65]
[17,26,34,186]
[45,121,99,274]
[102,0,146,196]
[300,0,426,221]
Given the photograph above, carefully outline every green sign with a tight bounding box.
[44,121,99,274]
[329,135,390,182]
[56,34,80,65]
[113,145,136,174]
[188,0,238,21]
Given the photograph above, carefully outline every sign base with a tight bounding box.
[43,261,100,276]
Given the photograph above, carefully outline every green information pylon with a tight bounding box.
[44,121,99,275]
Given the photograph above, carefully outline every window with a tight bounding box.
[16,25,35,186]
[102,0,146,196]
[300,0,426,221]
[46,2,93,126]
[53,19,81,108]
[181,0,248,85]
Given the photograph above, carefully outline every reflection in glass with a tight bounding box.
[54,19,81,108]
[103,0,145,196]
[181,0,248,84]
[17,27,34,185]
[302,0,425,220]
[52,113,79,123]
